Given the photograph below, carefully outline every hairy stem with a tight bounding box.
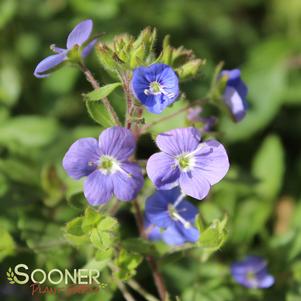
[133,200,169,301]
[79,63,121,126]
[121,72,135,129]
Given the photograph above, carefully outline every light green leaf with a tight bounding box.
[0,229,15,262]
[252,135,285,200]
[84,83,121,102]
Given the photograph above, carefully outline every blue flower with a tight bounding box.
[131,63,179,114]
[231,256,275,289]
[62,127,144,206]
[34,19,97,78]
[220,69,248,122]
[144,188,200,246]
[146,127,229,200]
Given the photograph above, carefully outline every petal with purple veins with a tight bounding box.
[62,138,100,180]
[111,162,144,201]
[156,127,201,156]
[84,170,113,206]
[99,127,136,161]
[146,152,180,190]
[67,19,93,49]
[194,140,229,185]
[179,170,210,200]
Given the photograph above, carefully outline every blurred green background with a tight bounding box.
[1,0,301,300]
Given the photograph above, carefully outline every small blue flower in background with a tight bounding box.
[187,106,217,132]
[231,256,275,289]
[146,127,229,200]
[131,63,179,114]
[62,127,144,206]
[220,69,248,122]
[34,19,97,78]
[144,188,199,246]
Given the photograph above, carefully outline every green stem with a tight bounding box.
[127,279,160,301]
[79,63,121,126]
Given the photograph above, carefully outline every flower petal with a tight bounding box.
[224,86,247,122]
[146,152,180,190]
[144,216,162,241]
[145,190,175,228]
[156,127,201,156]
[99,127,136,161]
[34,53,66,78]
[176,200,198,222]
[194,140,229,185]
[82,39,97,57]
[67,19,93,49]
[179,170,210,200]
[257,274,275,288]
[112,162,144,201]
[84,170,113,206]
[162,223,199,246]
[62,138,100,180]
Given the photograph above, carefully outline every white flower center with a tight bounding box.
[144,81,175,98]
[96,155,131,177]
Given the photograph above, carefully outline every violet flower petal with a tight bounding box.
[194,140,230,185]
[112,162,144,201]
[99,127,136,161]
[34,52,67,78]
[179,170,210,200]
[84,170,113,206]
[156,127,201,156]
[66,19,93,49]
[146,152,180,190]
[62,138,100,180]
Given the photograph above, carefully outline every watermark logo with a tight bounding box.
[6,267,16,284]
[5,264,107,297]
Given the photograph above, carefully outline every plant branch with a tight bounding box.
[127,279,160,301]
[116,280,137,301]
[133,199,169,301]
[79,62,121,126]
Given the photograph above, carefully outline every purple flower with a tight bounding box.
[131,63,179,114]
[231,256,275,289]
[220,69,248,122]
[62,127,144,206]
[144,188,199,246]
[146,127,229,200]
[144,217,162,241]
[34,19,97,78]
[187,106,217,132]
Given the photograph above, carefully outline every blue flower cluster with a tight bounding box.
[34,19,275,291]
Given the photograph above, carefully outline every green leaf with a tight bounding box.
[84,83,122,102]
[86,101,115,128]
[197,215,228,261]
[82,207,102,232]
[115,249,143,280]
[65,217,89,246]
[0,229,15,262]
[0,116,59,149]
[252,135,285,200]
